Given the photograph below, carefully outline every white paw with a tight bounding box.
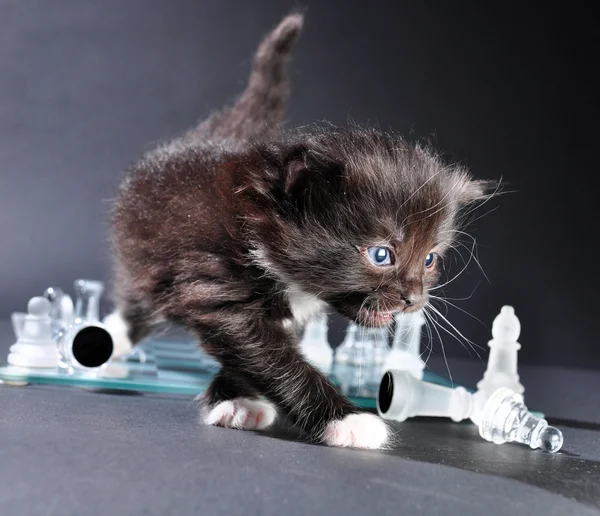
[322,413,389,449]
[102,311,133,358]
[203,398,277,431]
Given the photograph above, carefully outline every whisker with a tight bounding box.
[441,229,489,283]
[423,306,453,386]
[427,303,486,360]
[420,308,435,366]
[430,242,475,292]
[428,294,488,329]
[459,177,505,222]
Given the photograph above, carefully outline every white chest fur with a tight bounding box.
[287,287,327,325]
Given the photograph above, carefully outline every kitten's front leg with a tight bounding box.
[200,318,390,450]
[199,368,278,431]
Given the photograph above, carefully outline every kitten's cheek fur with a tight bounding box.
[321,413,390,449]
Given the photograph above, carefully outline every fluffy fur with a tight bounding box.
[109,13,492,448]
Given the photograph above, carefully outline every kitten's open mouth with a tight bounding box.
[358,308,395,327]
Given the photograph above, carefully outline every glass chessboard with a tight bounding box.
[0,329,464,410]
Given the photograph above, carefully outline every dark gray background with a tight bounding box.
[1,0,597,369]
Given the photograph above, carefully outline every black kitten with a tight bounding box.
[107,13,492,449]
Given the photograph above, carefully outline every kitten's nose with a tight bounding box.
[400,293,422,310]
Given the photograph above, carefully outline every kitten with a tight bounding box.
[107,13,492,449]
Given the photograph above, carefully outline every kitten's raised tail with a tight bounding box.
[195,13,304,141]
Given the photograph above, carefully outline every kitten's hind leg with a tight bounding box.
[104,290,157,358]
[200,369,277,431]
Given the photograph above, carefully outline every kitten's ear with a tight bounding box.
[284,157,308,193]
[282,145,312,194]
[456,178,498,205]
[282,145,345,200]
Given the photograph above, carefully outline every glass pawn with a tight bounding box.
[8,297,58,368]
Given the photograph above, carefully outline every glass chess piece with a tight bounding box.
[370,326,391,365]
[475,387,563,453]
[378,370,564,453]
[332,360,377,399]
[43,287,75,334]
[383,311,426,379]
[477,306,524,397]
[377,369,472,422]
[336,323,388,366]
[8,297,59,368]
[335,323,357,365]
[299,314,333,371]
[10,311,25,339]
[55,280,114,371]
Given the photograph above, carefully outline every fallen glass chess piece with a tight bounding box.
[378,370,563,453]
[376,305,564,453]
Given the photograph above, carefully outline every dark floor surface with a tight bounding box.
[1,319,599,516]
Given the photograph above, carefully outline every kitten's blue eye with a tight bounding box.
[425,252,436,268]
[367,247,393,266]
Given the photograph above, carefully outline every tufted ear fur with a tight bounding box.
[282,145,345,201]
[283,145,310,194]
[455,178,499,206]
